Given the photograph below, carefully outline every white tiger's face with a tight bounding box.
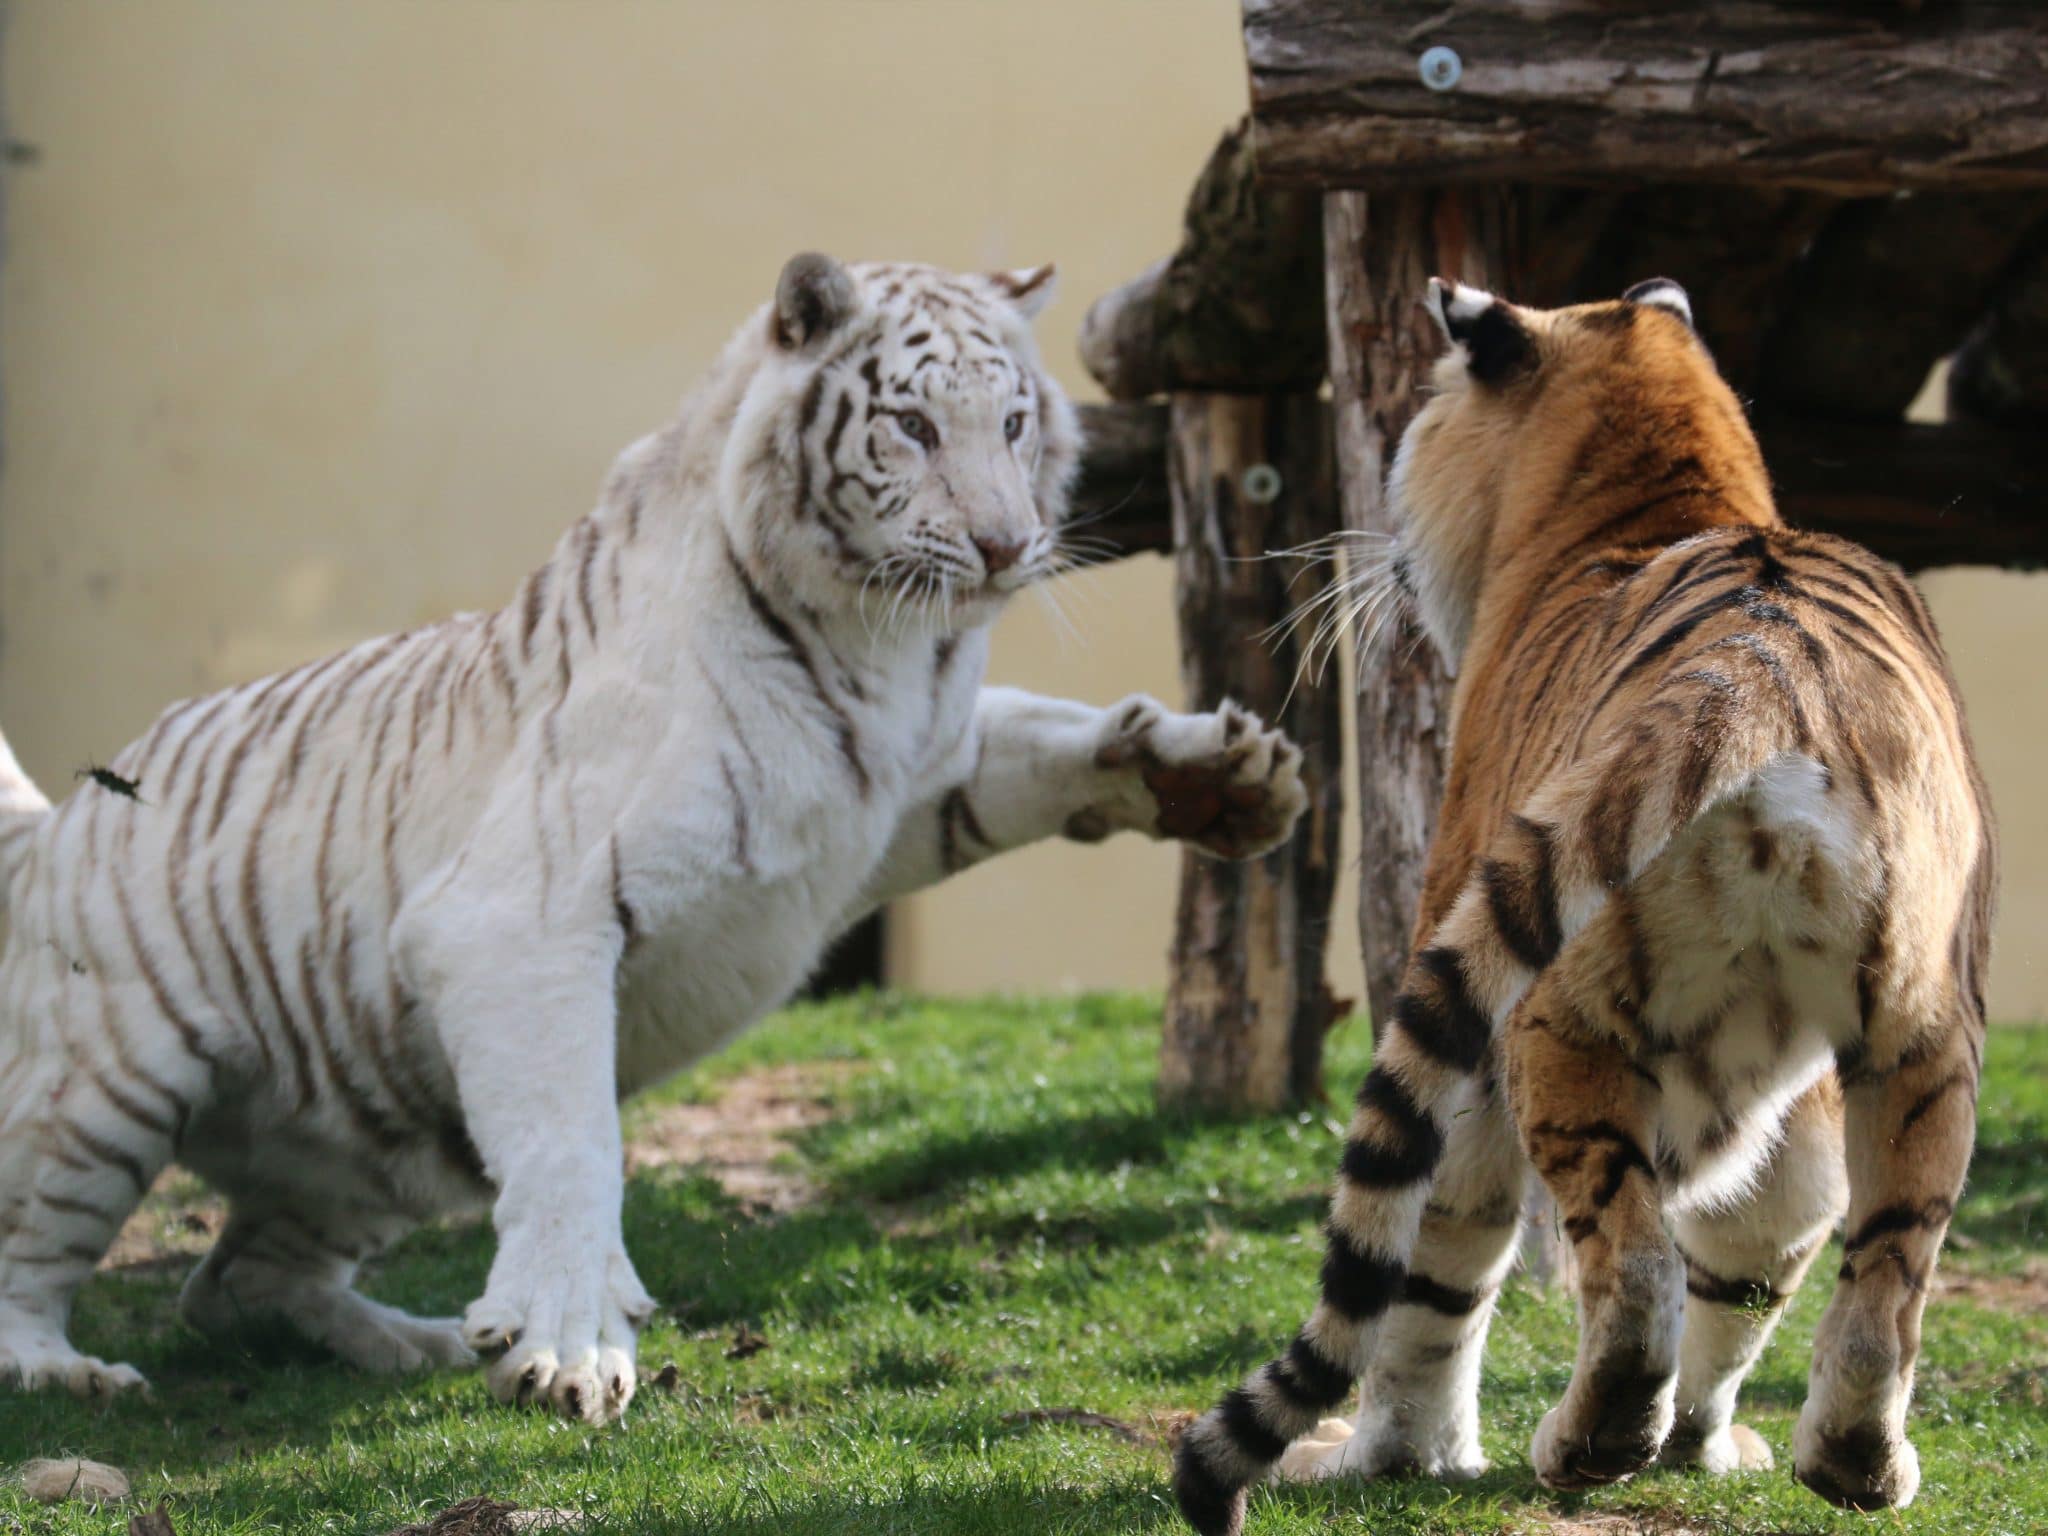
[725,253,1080,633]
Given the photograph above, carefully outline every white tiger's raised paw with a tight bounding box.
[464,1246,655,1426]
[1084,695,1306,859]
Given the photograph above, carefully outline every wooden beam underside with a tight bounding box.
[1242,0,2048,194]
[1079,402,2048,577]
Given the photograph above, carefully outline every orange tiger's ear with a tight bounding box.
[773,252,858,351]
[1623,277,1694,330]
[988,264,1057,319]
[1424,276,1533,385]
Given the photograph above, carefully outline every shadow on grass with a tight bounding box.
[1954,1132,2047,1251]
[676,1474,1178,1535]
[831,1102,1193,1202]
[619,1185,1335,1335]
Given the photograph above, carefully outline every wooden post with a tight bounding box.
[1157,392,1345,1112]
[1322,188,1514,1027]
[1322,188,1575,1284]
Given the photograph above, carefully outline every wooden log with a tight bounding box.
[1950,233,2048,425]
[1070,402,1172,557]
[1322,188,1514,1030]
[1076,404,2048,576]
[1243,0,2048,194]
[1158,392,1347,1111]
[1565,186,1838,394]
[1760,193,2048,420]
[1078,120,1325,401]
[1762,416,2048,572]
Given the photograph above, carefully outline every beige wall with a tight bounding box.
[0,3,2037,1018]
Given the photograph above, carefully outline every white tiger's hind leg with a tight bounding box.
[179,1208,472,1374]
[1278,1084,1523,1486]
[1661,1079,1844,1475]
[0,1049,184,1397]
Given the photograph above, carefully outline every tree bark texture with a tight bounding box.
[1077,397,2048,573]
[1950,228,2048,425]
[1079,120,1326,401]
[1243,0,2048,194]
[1758,192,2048,419]
[1322,187,1516,1032]
[1157,392,1347,1112]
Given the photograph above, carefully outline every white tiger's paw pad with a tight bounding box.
[0,1335,150,1401]
[338,1305,477,1374]
[1275,1417,1358,1483]
[1089,695,1307,859]
[484,1341,637,1425]
[1662,1420,1773,1475]
[1275,1410,1489,1485]
[464,1251,654,1426]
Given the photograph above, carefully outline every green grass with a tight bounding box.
[3,996,2044,1534]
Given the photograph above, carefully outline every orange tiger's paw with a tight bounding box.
[1794,1414,1920,1511]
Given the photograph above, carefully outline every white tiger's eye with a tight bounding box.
[1005,411,1028,443]
[897,410,939,450]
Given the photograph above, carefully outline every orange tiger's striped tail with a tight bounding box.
[0,726,52,903]
[1173,687,1808,1536]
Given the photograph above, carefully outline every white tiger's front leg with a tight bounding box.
[400,903,654,1426]
[864,687,1306,904]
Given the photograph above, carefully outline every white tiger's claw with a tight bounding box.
[465,1244,650,1426]
[1090,694,1308,859]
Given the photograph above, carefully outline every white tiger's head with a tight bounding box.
[719,252,1081,633]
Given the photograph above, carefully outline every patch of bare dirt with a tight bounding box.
[85,1063,848,1279]
[99,1167,225,1275]
[1519,1515,1711,1536]
[1937,1258,2048,1314]
[624,1063,851,1213]
[384,1498,581,1535]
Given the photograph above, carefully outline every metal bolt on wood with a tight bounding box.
[1418,46,1461,92]
[1241,463,1284,504]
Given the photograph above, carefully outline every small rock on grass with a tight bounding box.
[20,1458,130,1505]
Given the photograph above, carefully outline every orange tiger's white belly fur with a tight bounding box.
[1608,753,1872,1214]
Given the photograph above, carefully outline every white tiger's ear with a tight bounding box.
[1623,276,1694,330]
[988,264,1057,320]
[773,252,859,351]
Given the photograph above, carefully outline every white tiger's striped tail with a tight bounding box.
[0,727,52,903]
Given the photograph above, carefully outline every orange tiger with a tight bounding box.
[1175,277,1995,1532]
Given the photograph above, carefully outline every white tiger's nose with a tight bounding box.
[974,535,1026,576]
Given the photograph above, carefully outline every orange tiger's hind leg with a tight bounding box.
[1795,1012,1979,1511]
[1276,1086,1524,1485]
[1662,1077,1845,1474]
[1505,971,1681,1490]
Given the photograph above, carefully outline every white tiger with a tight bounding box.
[0,253,1308,1422]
